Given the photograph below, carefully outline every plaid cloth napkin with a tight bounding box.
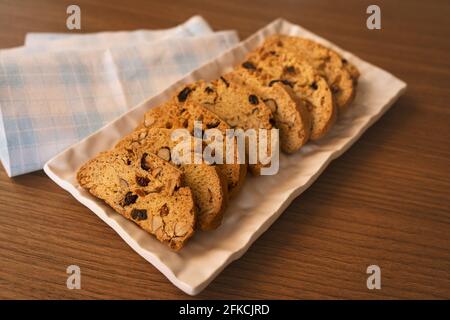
[0,17,239,176]
[24,15,213,50]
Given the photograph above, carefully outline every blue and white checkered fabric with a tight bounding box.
[24,16,214,50]
[0,17,239,176]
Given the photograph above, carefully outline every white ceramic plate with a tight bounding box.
[44,19,407,295]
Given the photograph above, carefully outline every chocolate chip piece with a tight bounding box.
[248,94,259,105]
[341,58,348,64]
[269,50,276,55]
[242,61,256,70]
[159,204,169,217]
[177,87,192,102]
[310,82,318,90]
[282,79,294,87]
[331,85,340,94]
[136,176,150,187]
[269,118,276,127]
[269,80,280,86]
[140,153,151,170]
[131,208,147,221]
[220,76,229,87]
[204,86,214,94]
[206,120,220,129]
[126,159,131,165]
[123,192,138,206]
[284,66,296,74]
[268,79,293,88]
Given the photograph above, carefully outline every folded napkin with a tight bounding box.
[0,17,239,177]
[24,15,213,50]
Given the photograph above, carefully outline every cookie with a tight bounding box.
[246,41,337,140]
[116,127,227,231]
[175,79,276,175]
[77,148,196,250]
[224,68,311,153]
[260,35,359,112]
[137,100,247,198]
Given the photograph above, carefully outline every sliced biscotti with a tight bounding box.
[137,100,228,133]
[341,58,360,82]
[246,43,336,141]
[223,68,311,154]
[259,35,359,112]
[116,127,227,231]
[179,79,274,131]
[136,100,247,198]
[175,79,275,175]
[77,148,196,251]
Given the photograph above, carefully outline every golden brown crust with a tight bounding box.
[137,100,246,198]
[258,35,359,112]
[246,38,337,140]
[116,127,227,231]
[77,149,196,250]
[175,80,274,175]
[224,69,311,153]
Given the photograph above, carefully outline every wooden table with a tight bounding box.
[0,0,449,299]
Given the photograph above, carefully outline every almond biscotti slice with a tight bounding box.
[174,79,275,175]
[341,58,360,82]
[223,69,311,154]
[258,35,359,112]
[136,100,247,199]
[246,43,336,141]
[116,127,227,231]
[77,148,196,251]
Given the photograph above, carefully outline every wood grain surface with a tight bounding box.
[0,0,449,299]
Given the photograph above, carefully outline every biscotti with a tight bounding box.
[136,100,247,198]
[174,79,275,175]
[76,32,361,251]
[257,35,359,112]
[116,127,227,231]
[246,43,336,140]
[77,148,196,250]
[224,69,311,153]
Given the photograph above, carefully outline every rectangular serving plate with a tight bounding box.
[44,18,407,295]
